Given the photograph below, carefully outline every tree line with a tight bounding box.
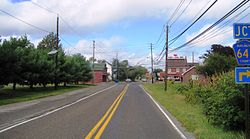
[0,33,92,90]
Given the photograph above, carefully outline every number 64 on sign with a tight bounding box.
[233,40,250,65]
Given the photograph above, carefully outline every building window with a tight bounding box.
[171,68,176,72]
[180,68,183,72]
[168,68,171,73]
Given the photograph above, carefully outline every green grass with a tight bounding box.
[143,83,244,139]
[0,84,92,106]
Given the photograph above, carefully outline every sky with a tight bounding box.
[0,0,249,69]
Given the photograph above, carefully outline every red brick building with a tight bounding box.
[181,66,205,83]
[157,55,199,81]
[86,63,107,84]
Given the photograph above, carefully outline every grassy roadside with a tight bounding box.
[143,83,244,139]
[0,84,92,106]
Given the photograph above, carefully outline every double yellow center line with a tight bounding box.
[85,84,129,139]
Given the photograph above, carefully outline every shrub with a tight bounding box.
[202,71,245,130]
[176,71,245,130]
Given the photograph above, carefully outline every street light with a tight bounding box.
[48,49,58,90]
[48,49,58,55]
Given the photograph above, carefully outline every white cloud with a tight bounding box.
[64,36,123,61]
[0,0,243,37]
[185,24,234,48]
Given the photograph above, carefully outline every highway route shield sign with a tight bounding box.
[233,40,250,65]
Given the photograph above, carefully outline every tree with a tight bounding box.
[37,32,62,50]
[111,59,147,81]
[0,36,33,90]
[197,44,237,77]
[154,68,163,80]
[62,54,92,85]
[88,57,97,63]
[199,44,234,59]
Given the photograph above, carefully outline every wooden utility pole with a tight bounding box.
[165,25,169,91]
[116,52,118,80]
[55,14,59,90]
[192,51,194,64]
[245,84,250,139]
[92,40,95,84]
[150,43,154,84]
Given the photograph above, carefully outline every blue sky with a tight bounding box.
[1,0,249,68]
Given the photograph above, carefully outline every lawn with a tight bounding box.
[143,83,244,139]
[0,84,92,106]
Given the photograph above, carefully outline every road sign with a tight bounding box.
[235,67,250,84]
[233,40,250,65]
[234,23,250,39]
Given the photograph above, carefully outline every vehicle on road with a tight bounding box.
[141,78,147,82]
[125,78,132,82]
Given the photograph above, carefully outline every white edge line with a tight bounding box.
[0,85,116,133]
[139,85,187,139]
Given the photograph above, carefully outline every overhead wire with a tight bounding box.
[170,0,250,53]
[169,0,193,27]
[168,0,218,46]
[0,9,50,33]
[193,5,250,44]
[167,0,186,25]
[192,12,250,46]
[154,0,217,64]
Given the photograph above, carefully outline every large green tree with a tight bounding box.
[111,59,147,81]
[197,44,237,77]
[0,36,33,89]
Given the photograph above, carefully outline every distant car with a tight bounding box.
[141,78,147,82]
[125,78,132,82]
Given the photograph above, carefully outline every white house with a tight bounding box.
[105,62,112,81]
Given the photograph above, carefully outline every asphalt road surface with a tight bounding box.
[0,83,187,139]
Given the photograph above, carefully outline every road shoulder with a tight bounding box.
[140,84,195,139]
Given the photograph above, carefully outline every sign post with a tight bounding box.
[233,23,250,139]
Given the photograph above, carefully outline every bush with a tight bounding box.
[201,71,245,130]
[176,71,245,130]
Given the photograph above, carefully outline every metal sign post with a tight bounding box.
[233,23,250,139]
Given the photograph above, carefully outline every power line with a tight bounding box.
[154,0,215,64]
[167,0,186,25]
[192,12,250,46]
[193,5,250,44]
[31,1,58,15]
[59,36,74,47]
[170,0,193,27]
[168,0,218,46]
[170,0,250,53]
[31,1,87,41]
[177,0,213,33]
[0,9,50,33]
[154,25,165,45]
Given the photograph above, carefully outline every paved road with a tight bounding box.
[0,83,186,139]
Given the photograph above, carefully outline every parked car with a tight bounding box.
[141,78,147,82]
[125,78,132,82]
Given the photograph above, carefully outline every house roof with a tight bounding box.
[181,66,196,76]
[92,63,106,71]
[168,58,188,67]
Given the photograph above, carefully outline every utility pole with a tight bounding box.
[92,40,95,84]
[150,43,154,84]
[165,25,169,91]
[116,52,118,80]
[245,84,250,139]
[55,14,59,90]
[192,51,194,65]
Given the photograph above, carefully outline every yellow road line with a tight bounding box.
[85,84,129,139]
[94,85,128,139]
